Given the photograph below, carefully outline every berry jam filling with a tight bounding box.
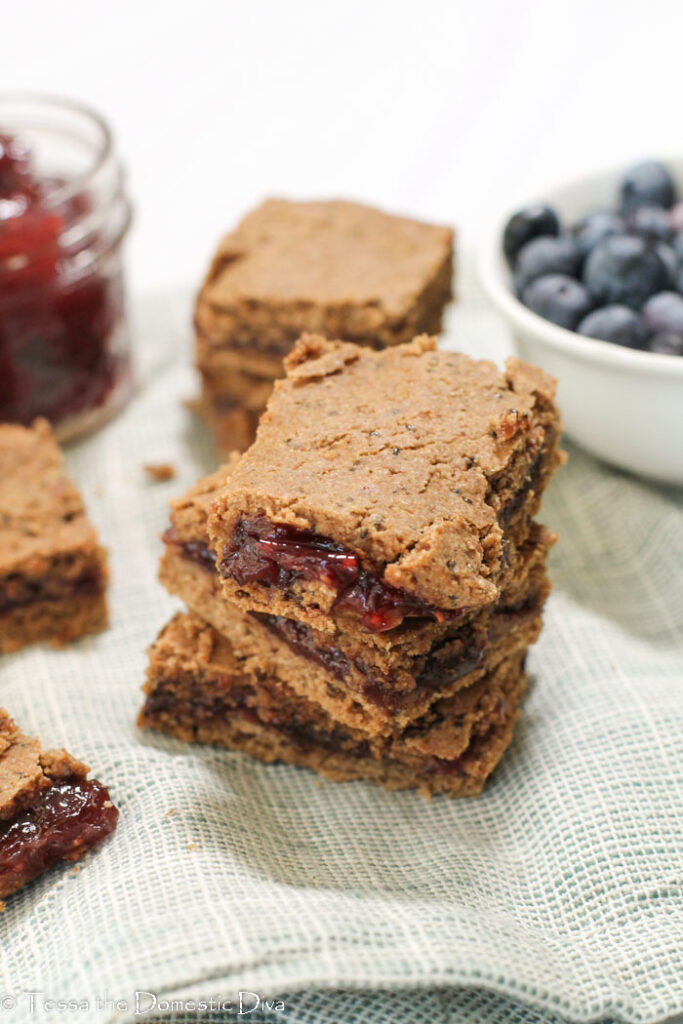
[499,451,544,527]
[259,614,352,684]
[0,778,118,888]
[149,671,504,781]
[275,717,371,758]
[259,613,489,712]
[220,515,461,633]
[0,568,104,613]
[164,528,217,574]
[143,675,257,725]
[0,132,129,430]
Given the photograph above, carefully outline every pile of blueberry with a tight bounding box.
[503,160,683,355]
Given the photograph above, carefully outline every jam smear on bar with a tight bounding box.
[0,778,118,886]
[220,515,460,633]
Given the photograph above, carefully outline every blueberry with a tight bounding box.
[521,274,593,330]
[573,210,624,257]
[627,204,673,242]
[513,235,580,294]
[582,234,671,308]
[620,160,676,212]
[577,305,648,349]
[648,332,683,356]
[654,242,678,285]
[641,291,683,336]
[670,202,683,234]
[502,204,560,267]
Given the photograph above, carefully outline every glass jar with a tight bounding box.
[0,94,133,441]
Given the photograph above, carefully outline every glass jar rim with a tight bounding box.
[0,93,131,281]
[0,92,113,211]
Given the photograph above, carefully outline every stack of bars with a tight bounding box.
[141,335,563,797]
[194,198,454,452]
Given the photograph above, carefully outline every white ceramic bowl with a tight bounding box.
[478,159,683,486]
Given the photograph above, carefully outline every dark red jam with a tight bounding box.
[0,131,130,436]
[143,677,257,725]
[259,613,352,683]
[164,528,217,574]
[0,778,118,888]
[220,515,462,633]
[0,568,104,614]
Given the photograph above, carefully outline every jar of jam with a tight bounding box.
[0,95,133,440]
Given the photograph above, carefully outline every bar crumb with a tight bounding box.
[144,463,176,482]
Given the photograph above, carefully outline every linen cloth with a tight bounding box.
[0,282,681,1024]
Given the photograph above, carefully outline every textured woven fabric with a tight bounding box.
[0,287,681,1024]
[162,989,683,1024]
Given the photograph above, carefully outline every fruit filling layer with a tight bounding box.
[165,529,217,574]
[218,515,462,633]
[0,778,118,890]
[258,614,353,683]
[258,613,490,711]
[0,568,104,614]
[143,674,501,780]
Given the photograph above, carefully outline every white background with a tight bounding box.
[5,0,683,295]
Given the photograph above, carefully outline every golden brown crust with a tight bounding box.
[0,710,89,822]
[194,199,454,450]
[163,461,556,651]
[196,336,284,391]
[0,419,96,568]
[197,370,275,454]
[0,591,108,654]
[160,483,553,734]
[207,336,562,630]
[140,613,527,798]
[0,420,108,653]
[0,710,118,901]
[0,711,49,822]
[195,198,454,355]
[160,543,545,733]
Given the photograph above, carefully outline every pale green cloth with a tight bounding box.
[1,292,681,1024]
